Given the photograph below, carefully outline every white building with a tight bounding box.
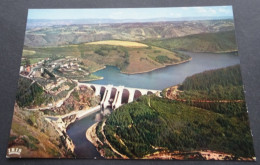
[62,64,69,68]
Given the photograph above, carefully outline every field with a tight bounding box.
[22,50,36,56]
[85,40,148,48]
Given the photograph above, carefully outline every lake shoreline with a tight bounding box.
[121,58,192,75]
[91,66,107,73]
[88,50,236,76]
[68,51,241,158]
[87,51,239,90]
[79,76,104,82]
[88,58,192,77]
[85,123,106,158]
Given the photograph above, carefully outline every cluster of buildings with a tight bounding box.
[19,57,83,79]
[19,58,47,77]
[57,58,82,72]
[18,57,84,97]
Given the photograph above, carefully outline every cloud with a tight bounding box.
[181,7,189,11]
[196,7,208,13]
[109,11,124,19]
[218,8,230,14]
[170,13,182,18]
[209,8,217,14]
[195,7,218,16]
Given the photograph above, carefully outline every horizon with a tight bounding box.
[27,6,234,21]
[28,15,233,21]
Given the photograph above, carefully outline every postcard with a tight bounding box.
[6,6,255,160]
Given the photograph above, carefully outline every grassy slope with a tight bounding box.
[143,31,237,53]
[22,40,190,74]
[8,105,71,158]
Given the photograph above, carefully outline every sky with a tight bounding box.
[28,6,233,20]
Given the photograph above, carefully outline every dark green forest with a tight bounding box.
[16,77,47,107]
[178,65,247,118]
[97,64,254,159]
[100,96,254,159]
[179,65,242,91]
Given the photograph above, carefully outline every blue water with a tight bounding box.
[68,51,240,158]
[88,51,240,90]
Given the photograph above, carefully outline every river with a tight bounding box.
[66,51,240,158]
[66,111,104,159]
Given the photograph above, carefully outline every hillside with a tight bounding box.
[90,65,254,160]
[92,95,254,160]
[22,40,191,74]
[16,76,50,107]
[24,20,234,47]
[8,77,101,158]
[180,65,242,91]
[7,104,75,158]
[175,65,246,117]
[16,76,76,108]
[143,31,237,53]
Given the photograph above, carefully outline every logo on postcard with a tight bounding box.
[7,148,22,157]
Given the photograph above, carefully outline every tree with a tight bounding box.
[25,59,31,66]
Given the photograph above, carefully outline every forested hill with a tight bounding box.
[180,64,242,91]
[177,65,246,116]
[178,65,245,101]
[143,31,237,53]
[95,64,254,160]
[98,95,254,159]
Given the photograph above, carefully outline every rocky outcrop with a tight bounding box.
[43,86,100,115]
[7,103,76,158]
[44,117,75,155]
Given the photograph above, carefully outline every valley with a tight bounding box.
[88,65,255,160]
[7,11,255,160]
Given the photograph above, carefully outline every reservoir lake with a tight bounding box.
[89,51,240,90]
[67,51,240,158]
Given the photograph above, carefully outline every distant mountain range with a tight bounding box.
[27,16,233,28]
[24,19,235,48]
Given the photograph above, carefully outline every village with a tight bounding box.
[19,57,90,96]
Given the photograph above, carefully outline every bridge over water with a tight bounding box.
[78,83,161,109]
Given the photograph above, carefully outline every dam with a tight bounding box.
[78,83,161,109]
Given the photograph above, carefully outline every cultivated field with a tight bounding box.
[85,40,148,48]
[22,50,36,56]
